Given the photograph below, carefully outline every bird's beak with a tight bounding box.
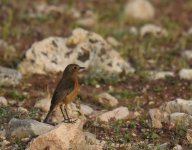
[79,67,85,70]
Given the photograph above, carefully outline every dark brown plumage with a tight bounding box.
[44,64,84,123]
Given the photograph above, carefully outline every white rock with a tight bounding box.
[124,0,155,21]
[18,107,28,114]
[157,143,169,150]
[186,129,192,144]
[76,10,97,28]
[34,98,51,112]
[149,109,162,128]
[149,71,174,80]
[182,50,192,60]
[179,69,192,80]
[140,24,168,37]
[98,92,118,108]
[0,96,8,107]
[19,28,134,74]
[0,66,22,85]
[170,112,192,127]
[80,104,94,116]
[128,26,138,35]
[27,118,102,150]
[160,98,192,115]
[6,118,54,139]
[107,37,120,47]
[188,27,192,35]
[173,144,183,150]
[99,107,129,122]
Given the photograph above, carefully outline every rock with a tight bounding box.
[188,27,192,35]
[127,111,140,120]
[157,143,169,150]
[182,50,192,60]
[6,118,54,139]
[18,107,28,114]
[140,24,168,37]
[84,132,100,145]
[27,118,102,150]
[173,144,183,150]
[186,129,192,144]
[107,37,120,47]
[160,98,192,115]
[0,66,22,85]
[149,109,162,128]
[80,104,94,116]
[170,112,192,127]
[0,96,8,107]
[34,98,51,112]
[76,10,97,28]
[99,107,129,122]
[179,69,192,80]
[19,28,134,74]
[124,0,155,21]
[97,92,119,108]
[149,71,174,80]
[128,26,138,35]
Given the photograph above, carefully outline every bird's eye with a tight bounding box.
[74,66,77,69]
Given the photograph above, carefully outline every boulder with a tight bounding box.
[124,0,155,21]
[0,66,22,85]
[19,28,134,74]
[27,118,102,150]
[6,118,54,139]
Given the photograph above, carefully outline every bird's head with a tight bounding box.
[63,64,85,77]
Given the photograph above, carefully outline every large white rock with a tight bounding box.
[179,69,192,80]
[99,107,129,122]
[140,24,168,37]
[18,28,134,74]
[97,92,119,108]
[27,118,102,150]
[124,0,155,21]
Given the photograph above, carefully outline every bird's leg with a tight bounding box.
[64,105,77,123]
[60,105,67,121]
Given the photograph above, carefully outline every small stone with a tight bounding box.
[6,118,54,139]
[149,109,162,128]
[0,66,22,85]
[98,92,119,108]
[149,71,174,80]
[80,104,94,116]
[99,106,129,122]
[186,129,192,144]
[140,24,168,37]
[127,111,140,120]
[124,0,155,21]
[0,96,8,107]
[18,107,28,114]
[182,50,192,60]
[179,69,192,80]
[34,98,51,112]
[107,37,120,47]
[188,27,192,35]
[173,144,183,150]
[157,143,169,150]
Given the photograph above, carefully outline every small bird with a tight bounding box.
[44,64,84,123]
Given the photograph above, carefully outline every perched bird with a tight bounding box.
[44,64,84,123]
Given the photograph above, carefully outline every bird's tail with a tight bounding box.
[43,106,54,123]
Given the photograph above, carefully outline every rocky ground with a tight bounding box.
[1,0,192,149]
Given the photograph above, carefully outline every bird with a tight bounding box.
[43,64,85,124]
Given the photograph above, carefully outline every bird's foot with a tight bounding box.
[62,118,77,123]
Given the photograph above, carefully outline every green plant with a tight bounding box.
[7,90,26,101]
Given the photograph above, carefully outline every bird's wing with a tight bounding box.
[50,78,75,108]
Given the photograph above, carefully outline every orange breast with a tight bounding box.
[65,79,79,104]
